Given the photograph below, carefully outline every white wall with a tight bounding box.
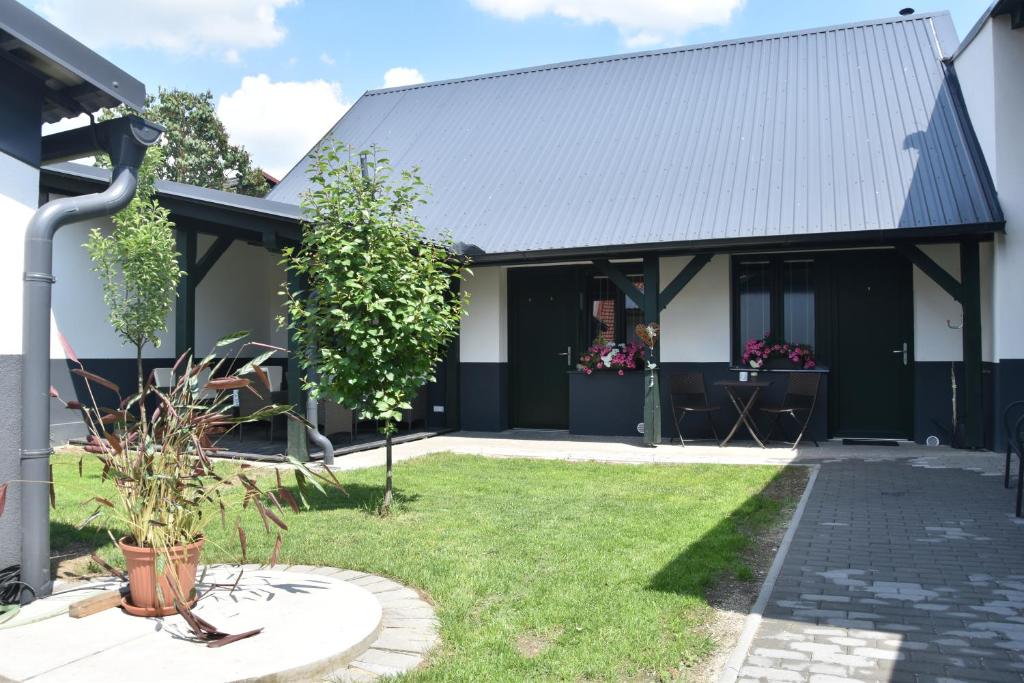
[50,222,286,360]
[0,150,37,568]
[51,216,174,359]
[195,236,287,355]
[659,255,730,362]
[459,265,507,363]
[0,153,38,355]
[957,14,1024,362]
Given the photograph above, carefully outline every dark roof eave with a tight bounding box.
[467,223,1004,265]
[40,163,303,240]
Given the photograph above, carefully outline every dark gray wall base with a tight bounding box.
[0,354,22,568]
[460,362,508,431]
[913,361,995,449]
[994,359,1024,453]
[660,362,829,444]
[569,371,644,436]
[50,356,291,444]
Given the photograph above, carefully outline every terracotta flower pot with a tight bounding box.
[118,536,204,617]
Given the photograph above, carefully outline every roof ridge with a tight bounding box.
[365,10,952,97]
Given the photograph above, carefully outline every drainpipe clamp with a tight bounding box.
[23,272,56,283]
[20,447,54,460]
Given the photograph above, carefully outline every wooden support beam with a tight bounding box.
[658,254,712,311]
[895,244,963,302]
[961,239,984,449]
[174,231,197,358]
[642,256,661,446]
[192,236,232,285]
[592,259,645,309]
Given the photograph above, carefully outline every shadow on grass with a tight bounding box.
[646,467,803,602]
[296,482,421,516]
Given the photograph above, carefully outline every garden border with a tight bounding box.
[716,463,820,683]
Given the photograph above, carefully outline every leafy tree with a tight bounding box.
[86,146,182,434]
[282,143,468,511]
[100,88,269,197]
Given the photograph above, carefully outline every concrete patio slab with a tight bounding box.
[0,565,439,683]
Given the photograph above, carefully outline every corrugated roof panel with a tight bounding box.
[270,11,1002,256]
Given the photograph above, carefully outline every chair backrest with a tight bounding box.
[196,367,215,400]
[670,372,709,408]
[151,367,175,390]
[263,366,283,392]
[1014,413,1024,456]
[784,372,821,409]
[1005,400,1024,452]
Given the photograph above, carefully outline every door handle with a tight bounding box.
[556,345,572,367]
[892,342,908,366]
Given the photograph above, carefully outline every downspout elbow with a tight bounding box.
[306,396,335,466]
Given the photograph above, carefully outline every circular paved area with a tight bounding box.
[0,564,438,682]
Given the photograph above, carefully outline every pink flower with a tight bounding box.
[618,370,624,376]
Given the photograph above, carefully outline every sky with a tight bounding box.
[32,0,993,180]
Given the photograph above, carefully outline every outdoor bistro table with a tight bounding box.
[714,379,772,448]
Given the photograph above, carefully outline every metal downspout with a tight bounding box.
[20,116,163,603]
[306,396,335,466]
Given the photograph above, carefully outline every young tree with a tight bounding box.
[282,143,468,511]
[100,88,269,197]
[86,146,182,435]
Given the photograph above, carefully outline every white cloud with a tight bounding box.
[217,74,349,178]
[468,0,744,47]
[35,0,295,61]
[320,52,336,66]
[383,67,425,89]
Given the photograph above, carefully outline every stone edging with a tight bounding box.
[250,564,439,681]
[716,464,821,683]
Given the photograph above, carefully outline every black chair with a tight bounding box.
[1003,400,1024,490]
[760,373,821,449]
[1010,410,1024,518]
[669,372,720,446]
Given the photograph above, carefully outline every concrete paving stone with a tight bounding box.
[350,648,424,676]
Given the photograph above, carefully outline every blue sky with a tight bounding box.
[33,0,992,177]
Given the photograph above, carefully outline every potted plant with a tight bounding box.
[576,337,645,376]
[742,335,816,370]
[59,334,342,616]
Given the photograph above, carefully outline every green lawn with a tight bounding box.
[50,450,801,682]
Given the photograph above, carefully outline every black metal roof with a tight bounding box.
[0,0,145,122]
[272,11,1003,262]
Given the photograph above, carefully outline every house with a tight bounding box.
[269,8,1020,450]
[0,0,148,576]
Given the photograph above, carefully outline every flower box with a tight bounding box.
[568,370,644,437]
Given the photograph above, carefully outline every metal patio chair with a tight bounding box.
[318,400,357,443]
[759,372,821,449]
[237,366,282,442]
[1008,406,1024,517]
[1003,400,1024,491]
[669,372,720,446]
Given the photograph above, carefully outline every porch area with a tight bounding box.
[460,238,1001,452]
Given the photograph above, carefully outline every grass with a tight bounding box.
[50,449,801,682]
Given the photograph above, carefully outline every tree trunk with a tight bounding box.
[382,429,394,511]
[136,344,148,438]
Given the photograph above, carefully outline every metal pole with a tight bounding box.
[642,256,661,446]
[960,239,983,449]
[20,116,163,603]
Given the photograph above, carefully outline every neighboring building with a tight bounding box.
[272,9,1015,449]
[0,0,146,567]
[953,0,1024,452]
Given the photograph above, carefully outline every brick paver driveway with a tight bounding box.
[736,452,1024,683]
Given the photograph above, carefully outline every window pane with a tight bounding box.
[589,277,617,342]
[783,260,815,346]
[737,261,772,349]
[625,277,644,345]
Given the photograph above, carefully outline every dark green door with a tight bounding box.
[509,267,581,428]
[831,252,914,439]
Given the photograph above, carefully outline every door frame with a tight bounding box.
[826,249,915,439]
[507,265,587,429]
